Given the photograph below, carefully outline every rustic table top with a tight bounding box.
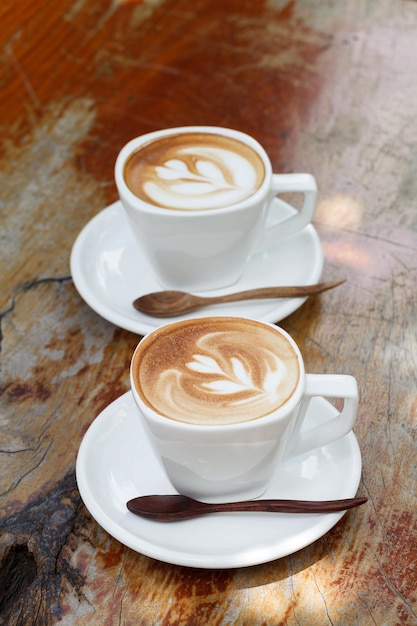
[1,1,417,624]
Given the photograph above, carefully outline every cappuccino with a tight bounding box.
[123,132,266,211]
[132,317,300,425]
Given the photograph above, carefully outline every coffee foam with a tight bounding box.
[133,318,300,425]
[124,132,266,211]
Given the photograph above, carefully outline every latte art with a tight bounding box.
[133,318,300,425]
[186,348,286,403]
[124,133,265,211]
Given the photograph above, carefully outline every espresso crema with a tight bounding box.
[133,318,300,425]
[123,132,266,211]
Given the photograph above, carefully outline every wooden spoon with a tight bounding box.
[126,494,367,522]
[133,279,345,317]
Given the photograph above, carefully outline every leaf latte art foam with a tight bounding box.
[123,132,266,211]
[133,318,300,425]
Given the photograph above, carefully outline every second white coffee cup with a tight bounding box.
[130,317,358,503]
[115,126,317,291]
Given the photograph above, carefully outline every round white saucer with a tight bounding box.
[76,392,362,569]
[70,200,323,335]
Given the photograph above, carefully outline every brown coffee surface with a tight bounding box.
[133,317,300,425]
[124,132,265,211]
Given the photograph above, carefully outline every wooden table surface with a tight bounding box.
[1,1,417,624]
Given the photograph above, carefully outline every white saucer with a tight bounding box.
[70,200,323,335]
[76,392,362,569]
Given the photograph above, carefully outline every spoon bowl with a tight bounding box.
[133,279,345,317]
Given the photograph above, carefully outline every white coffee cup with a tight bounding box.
[130,317,358,503]
[115,126,317,291]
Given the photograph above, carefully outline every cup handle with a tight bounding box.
[282,374,358,461]
[254,173,317,253]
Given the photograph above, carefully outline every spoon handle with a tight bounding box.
[202,497,368,515]
[201,279,345,305]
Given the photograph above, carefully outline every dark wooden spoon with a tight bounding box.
[126,494,367,522]
[133,279,345,317]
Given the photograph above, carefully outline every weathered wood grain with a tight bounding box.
[1,0,417,624]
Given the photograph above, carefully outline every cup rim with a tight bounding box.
[114,126,273,216]
[130,316,305,433]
